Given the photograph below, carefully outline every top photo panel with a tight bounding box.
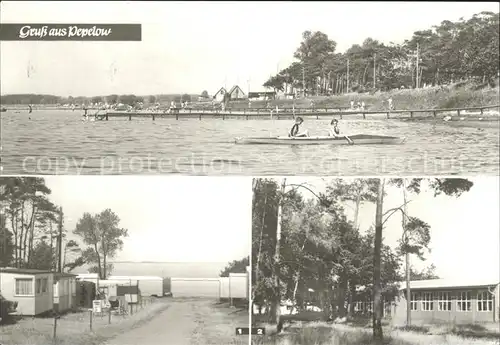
[0,1,498,176]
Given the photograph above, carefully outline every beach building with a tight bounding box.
[171,277,222,298]
[391,278,500,325]
[227,85,247,100]
[248,91,276,100]
[213,87,227,102]
[0,268,54,316]
[53,272,77,313]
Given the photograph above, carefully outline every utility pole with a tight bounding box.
[57,207,63,273]
[347,59,350,93]
[373,53,376,89]
[416,43,420,89]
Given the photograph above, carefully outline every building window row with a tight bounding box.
[410,290,493,312]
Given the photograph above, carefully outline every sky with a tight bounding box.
[285,177,500,282]
[42,176,251,264]
[1,1,498,97]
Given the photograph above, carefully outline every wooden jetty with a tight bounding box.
[94,104,500,121]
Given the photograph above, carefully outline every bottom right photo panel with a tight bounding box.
[251,177,499,345]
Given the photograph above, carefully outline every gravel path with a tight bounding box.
[105,298,248,345]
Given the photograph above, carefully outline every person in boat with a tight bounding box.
[328,119,341,137]
[289,117,309,137]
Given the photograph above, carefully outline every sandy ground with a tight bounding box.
[104,298,249,345]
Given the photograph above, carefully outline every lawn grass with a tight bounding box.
[229,81,500,111]
[252,311,500,345]
[0,298,169,345]
[190,301,249,345]
[252,321,500,345]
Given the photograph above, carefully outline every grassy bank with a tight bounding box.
[0,298,169,345]
[233,82,500,111]
[252,321,500,345]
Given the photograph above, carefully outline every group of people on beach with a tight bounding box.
[288,117,341,138]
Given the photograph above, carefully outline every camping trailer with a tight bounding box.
[0,268,54,316]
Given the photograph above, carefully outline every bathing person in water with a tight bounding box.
[289,117,309,137]
[28,104,32,113]
[328,119,341,137]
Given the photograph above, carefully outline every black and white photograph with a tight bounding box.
[1,1,499,176]
[251,177,499,345]
[0,176,251,345]
[1,1,499,345]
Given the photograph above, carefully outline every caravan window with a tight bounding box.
[16,278,34,296]
[42,278,48,293]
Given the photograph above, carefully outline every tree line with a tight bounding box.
[0,178,128,280]
[0,93,205,106]
[264,11,499,95]
[252,178,472,342]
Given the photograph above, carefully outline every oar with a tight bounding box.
[344,135,354,145]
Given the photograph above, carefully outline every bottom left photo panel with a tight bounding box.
[0,176,251,345]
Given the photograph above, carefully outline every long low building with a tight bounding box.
[171,278,222,298]
[391,278,500,325]
[108,276,163,297]
[171,266,250,300]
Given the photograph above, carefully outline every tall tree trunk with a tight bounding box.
[272,178,286,332]
[20,203,25,267]
[363,64,369,85]
[49,220,55,270]
[10,211,18,267]
[348,280,356,318]
[27,205,36,267]
[373,179,385,343]
[353,192,362,229]
[252,190,268,308]
[403,181,411,326]
[103,241,107,279]
[290,238,307,314]
[337,276,348,318]
[94,242,102,279]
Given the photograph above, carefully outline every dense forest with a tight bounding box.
[252,178,473,341]
[264,11,499,95]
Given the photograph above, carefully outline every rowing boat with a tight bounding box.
[234,134,405,145]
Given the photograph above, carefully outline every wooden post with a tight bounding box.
[128,114,131,121]
[340,114,343,120]
[362,112,366,119]
[53,317,58,343]
[199,113,202,120]
[89,310,93,331]
[387,112,390,119]
[105,115,109,121]
[130,303,133,315]
[152,115,155,121]
[410,111,414,118]
[108,308,111,324]
[480,107,484,115]
[457,109,461,117]
[176,113,179,120]
[433,111,436,117]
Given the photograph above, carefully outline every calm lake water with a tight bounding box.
[71,261,228,278]
[2,110,499,175]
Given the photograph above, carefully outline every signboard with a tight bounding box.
[92,300,102,313]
